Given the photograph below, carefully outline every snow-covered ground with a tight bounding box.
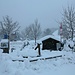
[0,40,75,75]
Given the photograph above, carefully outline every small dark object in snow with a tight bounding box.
[68,44,73,49]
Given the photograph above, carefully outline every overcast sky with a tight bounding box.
[0,0,75,30]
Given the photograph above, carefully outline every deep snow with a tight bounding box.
[0,40,75,75]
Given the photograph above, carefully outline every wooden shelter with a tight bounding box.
[41,35,63,51]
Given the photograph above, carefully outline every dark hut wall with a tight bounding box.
[42,38,60,50]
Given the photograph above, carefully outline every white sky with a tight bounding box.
[0,0,75,30]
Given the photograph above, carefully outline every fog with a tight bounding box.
[0,0,75,30]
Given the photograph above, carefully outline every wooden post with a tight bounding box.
[35,43,41,56]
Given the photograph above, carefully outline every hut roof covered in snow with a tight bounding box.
[41,35,60,42]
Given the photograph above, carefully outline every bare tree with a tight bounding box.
[30,19,41,45]
[62,6,75,40]
[43,28,51,37]
[21,26,31,40]
[22,19,41,44]
[0,15,20,40]
[62,24,69,39]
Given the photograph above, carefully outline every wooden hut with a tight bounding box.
[41,35,63,51]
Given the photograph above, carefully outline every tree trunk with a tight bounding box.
[35,37,36,45]
[72,29,73,40]
[7,35,10,53]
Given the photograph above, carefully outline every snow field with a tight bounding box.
[0,40,75,75]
